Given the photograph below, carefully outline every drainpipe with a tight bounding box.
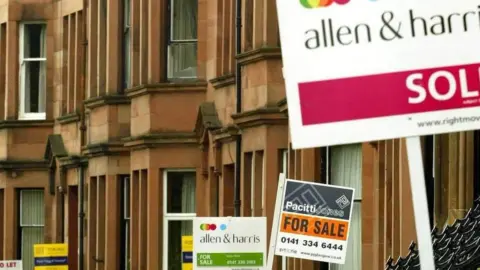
[78,165,85,270]
[80,0,88,147]
[233,0,242,217]
[78,0,88,269]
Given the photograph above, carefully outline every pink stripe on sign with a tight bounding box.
[299,63,480,126]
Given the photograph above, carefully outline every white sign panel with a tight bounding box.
[193,217,267,270]
[274,179,355,264]
[277,0,480,148]
[0,261,22,270]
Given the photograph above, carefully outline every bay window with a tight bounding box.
[19,22,47,120]
[167,0,197,79]
[163,170,196,269]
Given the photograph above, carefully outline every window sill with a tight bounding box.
[56,112,80,125]
[125,81,207,99]
[209,74,235,90]
[18,113,46,121]
[236,47,282,66]
[0,120,54,129]
[84,95,131,110]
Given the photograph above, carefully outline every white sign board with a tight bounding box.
[0,261,22,270]
[277,0,480,149]
[274,179,354,264]
[193,217,267,269]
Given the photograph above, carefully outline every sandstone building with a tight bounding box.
[0,0,478,270]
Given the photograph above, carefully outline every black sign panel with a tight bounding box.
[282,180,354,221]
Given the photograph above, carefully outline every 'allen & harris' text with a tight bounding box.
[304,6,480,49]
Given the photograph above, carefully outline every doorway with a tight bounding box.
[68,186,79,270]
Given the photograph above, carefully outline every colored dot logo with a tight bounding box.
[300,0,351,8]
[200,223,228,231]
[200,224,217,231]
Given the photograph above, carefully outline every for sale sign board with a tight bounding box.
[274,179,355,264]
[277,0,480,149]
[0,261,22,270]
[193,217,266,269]
[182,236,193,270]
[34,243,68,270]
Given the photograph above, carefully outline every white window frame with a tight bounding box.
[162,169,196,269]
[167,0,198,79]
[19,21,47,120]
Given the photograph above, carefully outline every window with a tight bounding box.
[120,176,130,270]
[423,135,435,228]
[122,0,131,89]
[19,190,45,270]
[327,144,362,270]
[163,170,196,269]
[474,131,480,199]
[251,151,264,216]
[167,0,198,79]
[19,23,47,120]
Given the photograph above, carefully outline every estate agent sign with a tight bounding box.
[277,0,480,149]
[193,217,266,269]
[34,243,68,270]
[182,236,193,270]
[0,261,22,270]
[274,179,355,264]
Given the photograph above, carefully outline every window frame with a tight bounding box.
[18,189,45,263]
[166,0,198,80]
[18,21,47,120]
[162,168,197,269]
[120,175,130,270]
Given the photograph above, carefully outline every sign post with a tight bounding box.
[266,173,286,269]
[0,261,22,270]
[275,0,480,268]
[193,217,267,269]
[406,137,435,269]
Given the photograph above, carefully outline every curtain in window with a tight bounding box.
[181,172,196,235]
[21,190,45,270]
[330,144,362,270]
[170,0,197,77]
